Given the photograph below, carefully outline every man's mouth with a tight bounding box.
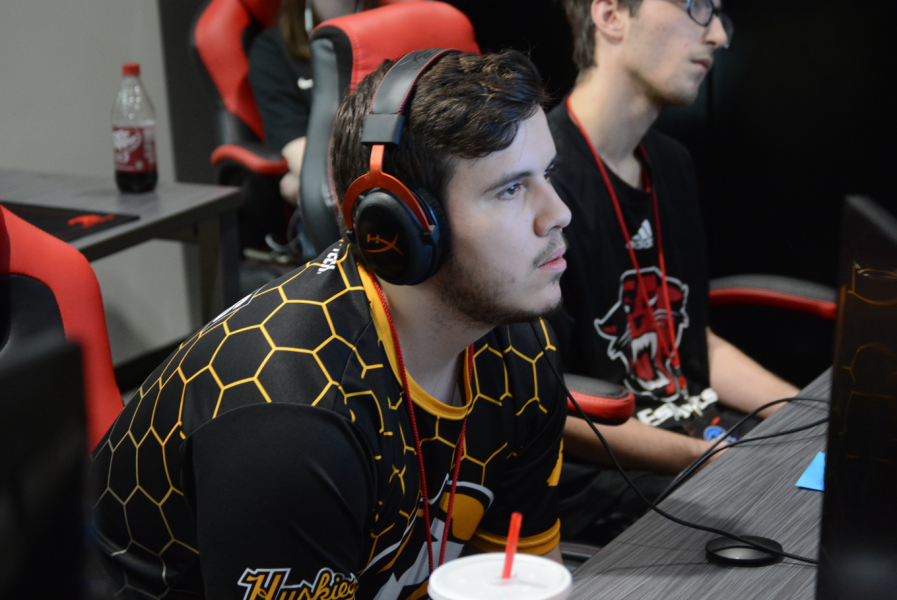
[537,242,567,271]
[692,58,713,72]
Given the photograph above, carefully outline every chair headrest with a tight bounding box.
[193,0,282,142]
[299,1,480,253]
[311,1,480,95]
[240,0,281,26]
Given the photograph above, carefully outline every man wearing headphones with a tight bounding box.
[90,49,572,600]
[547,0,799,543]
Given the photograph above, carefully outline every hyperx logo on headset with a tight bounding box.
[342,48,457,286]
[365,233,404,256]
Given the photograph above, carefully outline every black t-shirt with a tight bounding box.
[247,26,313,152]
[547,102,728,440]
[90,241,565,600]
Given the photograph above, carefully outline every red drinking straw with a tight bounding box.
[502,512,523,579]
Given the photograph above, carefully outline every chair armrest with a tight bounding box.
[564,374,635,426]
[211,142,289,177]
[709,274,837,320]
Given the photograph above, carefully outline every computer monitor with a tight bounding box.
[817,195,897,600]
[0,334,86,600]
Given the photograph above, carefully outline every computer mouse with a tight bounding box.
[705,535,783,566]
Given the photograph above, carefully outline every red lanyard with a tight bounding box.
[369,272,469,573]
[566,98,687,395]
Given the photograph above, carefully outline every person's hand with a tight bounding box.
[704,444,728,465]
[686,437,725,474]
[280,171,299,206]
[692,438,729,473]
[279,137,306,206]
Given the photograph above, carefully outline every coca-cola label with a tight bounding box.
[113,126,156,173]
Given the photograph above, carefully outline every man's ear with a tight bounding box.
[590,0,628,44]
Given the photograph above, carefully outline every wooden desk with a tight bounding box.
[0,169,242,322]
[570,371,831,599]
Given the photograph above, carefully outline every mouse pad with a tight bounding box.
[1,201,139,242]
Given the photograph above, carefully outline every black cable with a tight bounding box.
[265,209,315,263]
[531,322,821,565]
[663,405,827,497]
[657,396,828,502]
[690,417,827,464]
[657,408,828,502]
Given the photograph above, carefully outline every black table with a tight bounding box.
[569,371,831,599]
[0,169,242,321]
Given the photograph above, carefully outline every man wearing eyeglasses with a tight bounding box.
[548,0,799,544]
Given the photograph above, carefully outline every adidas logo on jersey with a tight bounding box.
[629,220,654,250]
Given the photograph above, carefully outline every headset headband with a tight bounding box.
[342,48,459,233]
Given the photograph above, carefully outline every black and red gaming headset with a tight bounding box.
[342,48,458,286]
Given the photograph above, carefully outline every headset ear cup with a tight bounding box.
[352,187,431,285]
[352,185,449,286]
[411,187,450,280]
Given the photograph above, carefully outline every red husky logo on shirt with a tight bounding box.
[594,267,689,399]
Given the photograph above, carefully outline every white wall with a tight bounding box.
[0,0,201,366]
[0,0,174,180]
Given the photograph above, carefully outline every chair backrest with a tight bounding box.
[0,205,122,451]
[298,1,480,253]
[190,0,282,147]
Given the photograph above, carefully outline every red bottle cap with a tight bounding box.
[122,63,140,76]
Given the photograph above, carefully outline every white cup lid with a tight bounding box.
[428,553,572,600]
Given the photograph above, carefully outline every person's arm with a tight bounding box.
[247,29,311,205]
[706,328,799,419]
[183,404,375,600]
[278,136,306,206]
[563,415,711,475]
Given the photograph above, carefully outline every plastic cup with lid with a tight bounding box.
[428,553,571,600]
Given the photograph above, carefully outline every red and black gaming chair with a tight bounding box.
[709,274,837,319]
[190,0,419,255]
[299,1,482,253]
[0,205,123,452]
[190,0,292,252]
[191,0,287,182]
[708,274,838,386]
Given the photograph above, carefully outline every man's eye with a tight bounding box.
[499,183,522,199]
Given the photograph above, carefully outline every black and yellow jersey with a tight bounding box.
[90,241,566,600]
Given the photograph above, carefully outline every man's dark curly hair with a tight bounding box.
[331,49,548,254]
[560,0,642,76]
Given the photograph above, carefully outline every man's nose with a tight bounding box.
[536,182,572,236]
[706,14,730,49]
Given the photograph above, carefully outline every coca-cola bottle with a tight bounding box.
[112,62,157,193]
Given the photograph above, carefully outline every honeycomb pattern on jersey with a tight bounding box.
[90,249,561,600]
[360,317,560,572]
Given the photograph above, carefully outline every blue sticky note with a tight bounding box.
[796,452,825,491]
